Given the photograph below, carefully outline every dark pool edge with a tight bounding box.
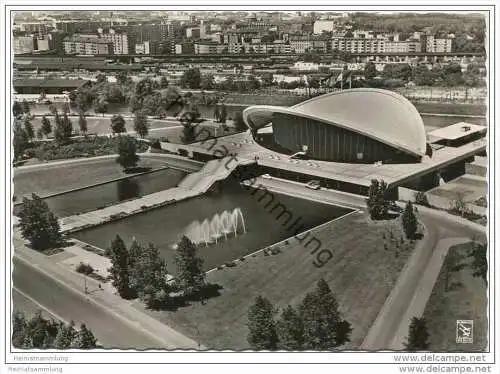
[12,163,194,208]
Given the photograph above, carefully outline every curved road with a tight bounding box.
[12,258,163,349]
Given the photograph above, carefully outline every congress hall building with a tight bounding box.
[161,88,487,198]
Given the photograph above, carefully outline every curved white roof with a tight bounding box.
[243,88,427,157]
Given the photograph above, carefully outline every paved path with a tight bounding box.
[361,207,485,351]
[388,237,472,350]
[13,230,202,350]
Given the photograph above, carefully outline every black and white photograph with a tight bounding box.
[0,1,497,373]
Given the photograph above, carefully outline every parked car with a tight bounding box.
[305,180,321,190]
[261,174,272,179]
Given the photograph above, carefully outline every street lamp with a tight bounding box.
[83,274,88,294]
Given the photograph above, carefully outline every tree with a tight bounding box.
[78,113,88,135]
[181,125,196,144]
[134,110,149,138]
[94,97,109,115]
[441,63,465,87]
[13,120,28,161]
[174,236,205,296]
[299,279,352,350]
[53,321,77,349]
[18,194,62,251]
[276,305,304,350]
[180,68,202,89]
[62,101,70,114]
[71,324,98,349]
[22,311,55,348]
[116,136,139,170]
[96,74,107,84]
[107,235,133,298]
[220,104,228,124]
[366,179,391,220]
[129,242,171,308]
[247,295,278,350]
[54,112,73,143]
[468,242,487,284]
[213,106,221,122]
[116,71,131,86]
[13,101,23,117]
[200,74,215,90]
[41,115,52,136]
[414,64,438,86]
[12,312,97,349]
[23,117,35,141]
[364,61,378,80]
[22,100,30,115]
[12,312,28,348]
[402,201,419,240]
[233,111,247,132]
[110,114,127,135]
[405,317,430,351]
[159,75,169,89]
[127,239,143,271]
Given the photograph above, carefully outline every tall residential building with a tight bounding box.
[289,35,315,54]
[384,41,422,53]
[97,28,129,54]
[35,37,51,51]
[425,35,452,53]
[17,22,49,35]
[331,37,386,53]
[63,36,113,55]
[13,36,35,54]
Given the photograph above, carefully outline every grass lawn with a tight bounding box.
[423,242,488,352]
[30,117,180,136]
[13,157,170,199]
[147,123,239,144]
[135,212,417,350]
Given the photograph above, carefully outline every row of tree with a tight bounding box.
[364,61,486,87]
[106,235,206,308]
[247,279,352,350]
[109,112,149,138]
[12,311,97,349]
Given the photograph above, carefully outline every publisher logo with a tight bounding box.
[456,320,473,344]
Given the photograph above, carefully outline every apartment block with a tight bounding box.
[13,36,35,54]
[63,36,113,55]
[97,28,129,54]
[425,35,453,53]
[331,37,386,53]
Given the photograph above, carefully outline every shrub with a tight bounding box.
[225,261,237,267]
[76,262,94,275]
[150,139,161,149]
[415,191,430,207]
[270,248,281,255]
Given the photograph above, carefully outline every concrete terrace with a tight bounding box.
[166,130,487,188]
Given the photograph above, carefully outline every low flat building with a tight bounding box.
[13,78,91,94]
[428,122,487,147]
